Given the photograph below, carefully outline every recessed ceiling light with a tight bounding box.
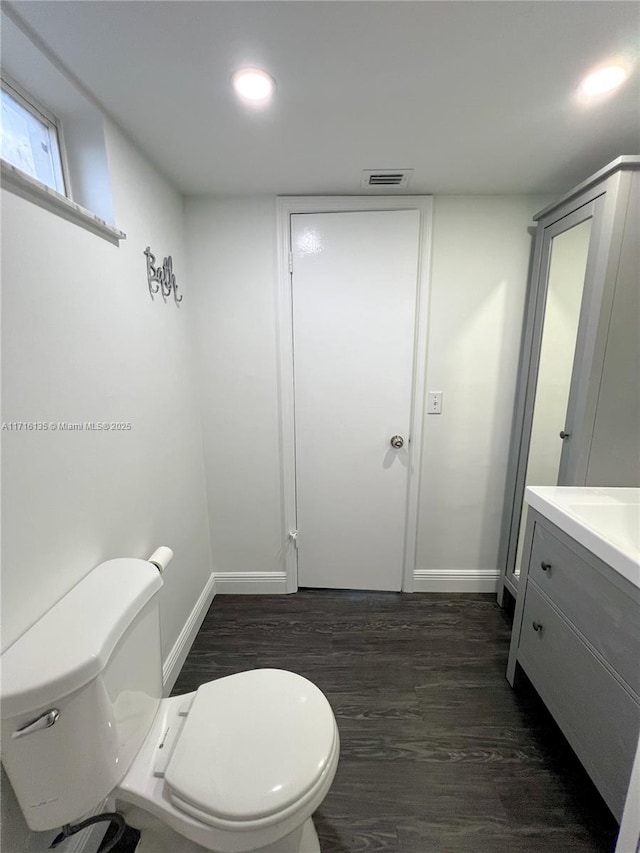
[232,68,275,104]
[579,65,628,97]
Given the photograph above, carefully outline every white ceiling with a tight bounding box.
[7,1,640,196]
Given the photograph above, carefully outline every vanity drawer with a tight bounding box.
[529,521,640,695]
[519,582,640,819]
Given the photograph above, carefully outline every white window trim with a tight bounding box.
[1,159,126,245]
[1,73,125,244]
[1,72,69,196]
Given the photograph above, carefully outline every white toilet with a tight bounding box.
[0,559,340,853]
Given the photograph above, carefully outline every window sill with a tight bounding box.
[1,160,126,245]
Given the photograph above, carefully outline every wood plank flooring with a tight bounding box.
[109,591,620,853]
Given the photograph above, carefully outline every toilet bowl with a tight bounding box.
[0,558,340,853]
[115,669,340,853]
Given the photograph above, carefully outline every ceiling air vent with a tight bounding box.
[361,169,414,190]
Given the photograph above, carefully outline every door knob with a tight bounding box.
[559,431,571,439]
[390,435,404,449]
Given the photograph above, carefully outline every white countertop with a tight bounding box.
[525,487,640,589]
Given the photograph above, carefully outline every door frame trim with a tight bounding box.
[275,196,433,593]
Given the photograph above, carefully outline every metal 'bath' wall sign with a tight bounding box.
[144,247,183,305]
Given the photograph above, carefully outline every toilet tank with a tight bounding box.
[0,558,164,831]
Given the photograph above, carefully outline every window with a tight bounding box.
[1,76,67,195]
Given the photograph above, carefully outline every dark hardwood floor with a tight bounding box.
[109,591,620,853]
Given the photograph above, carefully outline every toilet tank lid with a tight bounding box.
[1,559,163,719]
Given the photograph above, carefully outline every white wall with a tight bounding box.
[186,194,551,590]
[417,197,551,588]
[1,120,213,850]
[185,197,285,579]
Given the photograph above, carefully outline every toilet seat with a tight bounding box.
[164,669,337,828]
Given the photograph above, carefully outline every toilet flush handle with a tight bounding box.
[12,708,60,739]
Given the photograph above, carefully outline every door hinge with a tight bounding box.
[288,252,293,274]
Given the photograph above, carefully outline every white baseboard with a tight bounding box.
[162,572,216,694]
[214,571,288,594]
[413,569,500,593]
[213,571,497,594]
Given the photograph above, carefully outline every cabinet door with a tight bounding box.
[519,581,639,819]
[586,172,640,486]
[513,211,595,577]
[500,167,634,602]
[529,521,640,694]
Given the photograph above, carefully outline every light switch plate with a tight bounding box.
[427,391,443,414]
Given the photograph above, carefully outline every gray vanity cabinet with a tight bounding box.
[507,509,640,819]
[498,157,640,604]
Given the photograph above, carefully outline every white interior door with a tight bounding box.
[291,209,421,590]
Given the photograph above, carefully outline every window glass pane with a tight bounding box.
[1,86,65,193]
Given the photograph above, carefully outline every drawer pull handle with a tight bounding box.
[540,562,552,572]
[532,621,543,633]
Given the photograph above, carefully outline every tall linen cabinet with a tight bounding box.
[498,156,640,604]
